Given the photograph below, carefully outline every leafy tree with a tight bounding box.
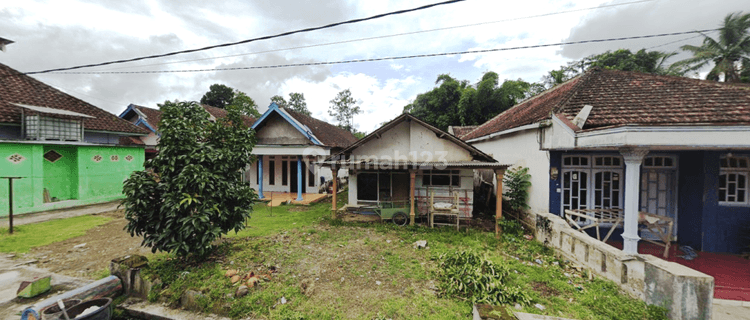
[676,12,750,82]
[404,74,467,131]
[586,49,683,76]
[229,90,260,118]
[200,84,234,109]
[122,101,257,259]
[288,92,311,116]
[270,95,287,107]
[328,89,362,132]
[503,166,531,212]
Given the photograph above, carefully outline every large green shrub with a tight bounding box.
[503,166,531,212]
[122,101,257,258]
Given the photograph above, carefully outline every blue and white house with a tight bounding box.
[464,68,750,254]
[247,103,357,200]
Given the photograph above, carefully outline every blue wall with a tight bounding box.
[700,151,750,253]
[676,151,705,250]
[549,151,562,215]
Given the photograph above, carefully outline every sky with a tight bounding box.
[0,0,746,133]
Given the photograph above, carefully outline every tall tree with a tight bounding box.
[404,74,467,131]
[229,90,260,118]
[270,95,287,107]
[200,84,234,109]
[122,101,257,259]
[676,12,750,82]
[328,89,362,132]
[288,92,312,116]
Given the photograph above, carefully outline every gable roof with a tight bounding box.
[448,125,478,138]
[463,68,750,141]
[119,104,256,133]
[0,62,147,135]
[332,113,495,162]
[252,103,357,148]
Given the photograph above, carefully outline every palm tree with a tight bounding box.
[677,12,750,83]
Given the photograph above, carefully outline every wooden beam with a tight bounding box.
[409,170,416,226]
[331,166,338,219]
[495,169,505,239]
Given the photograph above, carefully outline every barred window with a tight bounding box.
[719,155,749,205]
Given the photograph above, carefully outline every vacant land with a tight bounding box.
[1,197,666,319]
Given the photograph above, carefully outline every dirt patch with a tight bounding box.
[28,209,153,279]
[340,213,381,223]
[530,281,559,298]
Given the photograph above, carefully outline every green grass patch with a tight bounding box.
[228,202,330,238]
[0,215,112,253]
[139,202,667,320]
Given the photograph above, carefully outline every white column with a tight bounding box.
[619,147,648,255]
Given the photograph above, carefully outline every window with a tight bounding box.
[282,160,288,186]
[422,170,460,187]
[644,156,676,168]
[561,155,623,213]
[269,158,276,185]
[719,155,749,205]
[308,164,315,187]
[25,115,83,141]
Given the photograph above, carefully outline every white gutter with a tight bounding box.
[466,122,541,143]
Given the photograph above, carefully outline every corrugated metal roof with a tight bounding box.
[318,160,509,169]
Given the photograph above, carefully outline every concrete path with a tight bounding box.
[0,255,90,320]
[0,200,121,228]
[713,299,750,320]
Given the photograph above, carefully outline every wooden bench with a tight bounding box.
[429,191,460,230]
[564,209,674,258]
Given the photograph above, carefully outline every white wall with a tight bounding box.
[471,128,550,214]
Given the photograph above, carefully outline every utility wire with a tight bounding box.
[24,0,468,75]
[43,29,718,75]
[97,0,657,71]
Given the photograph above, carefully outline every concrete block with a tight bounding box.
[644,256,714,320]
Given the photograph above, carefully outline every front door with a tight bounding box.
[639,156,678,240]
[290,160,298,194]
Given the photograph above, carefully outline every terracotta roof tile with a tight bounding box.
[449,125,477,138]
[0,62,148,135]
[129,104,256,131]
[282,108,358,148]
[462,77,581,140]
[464,68,750,140]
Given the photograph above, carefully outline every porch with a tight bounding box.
[259,192,329,207]
[606,240,750,302]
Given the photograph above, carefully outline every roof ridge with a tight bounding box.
[462,73,584,140]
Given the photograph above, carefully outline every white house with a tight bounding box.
[463,67,750,254]
[247,103,357,200]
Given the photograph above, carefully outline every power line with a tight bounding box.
[43,29,718,75]
[97,0,657,71]
[646,31,712,50]
[24,0,468,75]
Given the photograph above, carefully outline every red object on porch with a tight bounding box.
[607,241,750,301]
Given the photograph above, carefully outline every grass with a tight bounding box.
[0,215,112,253]
[141,195,667,320]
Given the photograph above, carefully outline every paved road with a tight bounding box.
[0,201,121,228]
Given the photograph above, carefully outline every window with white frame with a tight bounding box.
[562,155,623,214]
[719,155,749,205]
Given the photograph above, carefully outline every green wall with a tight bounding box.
[0,143,144,216]
[43,146,78,201]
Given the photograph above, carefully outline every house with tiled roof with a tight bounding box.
[0,62,148,216]
[465,67,750,254]
[118,103,256,160]
[248,102,358,200]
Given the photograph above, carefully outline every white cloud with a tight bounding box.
[279,73,419,133]
[390,63,404,70]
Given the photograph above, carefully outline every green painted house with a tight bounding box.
[0,62,148,216]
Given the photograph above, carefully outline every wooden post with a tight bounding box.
[409,170,416,226]
[2,177,22,234]
[331,166,338,219]
[495,169,505,239]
